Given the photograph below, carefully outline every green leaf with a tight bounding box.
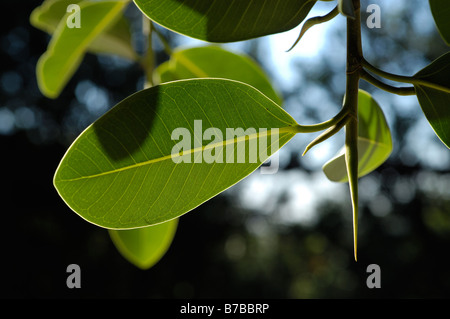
[109,219,178,269]
[54,79,299,229]
[413,52,450,149]
[153,46,282,105]
[154,61,175,84]
[30,0,72,34]
[36,0,129,99]
[133,0,317,42]
[323,90,392,182]
[429,0,450,46]
[31,0,135,60]
[338,0,355,19]
[83,10,136,60]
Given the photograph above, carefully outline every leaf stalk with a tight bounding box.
[360,70,416,96]
[362,58,450,94]
[293,104,350,134]
[141,16,154,87]
[152,22,173,56]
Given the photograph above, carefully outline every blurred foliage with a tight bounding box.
[1,0,449,298]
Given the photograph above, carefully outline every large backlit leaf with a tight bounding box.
[429,0,450,46]
[133,0,317,42]
[109,219,178,269]
[323,90,392,182]
[413,52,450,148]
[153,46,282,105]
[54,79,299,229]
[30,0,136,60]
[36,0,129,98]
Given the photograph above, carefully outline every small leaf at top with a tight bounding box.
[413,52,450,148]
[109,218,178,269]
[36,0,129,98]
[323,90,392,182]
[153,46,282,105]
[30,0,135,60]
[429,0,450,46]
[54,79,299,229]
[133,0,317,42]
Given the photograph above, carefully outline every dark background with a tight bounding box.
[1,0,449,298]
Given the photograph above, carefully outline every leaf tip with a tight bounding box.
[301,146,309,157]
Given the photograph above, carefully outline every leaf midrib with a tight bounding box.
[57,126,296,182]
[357,136,391,149]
